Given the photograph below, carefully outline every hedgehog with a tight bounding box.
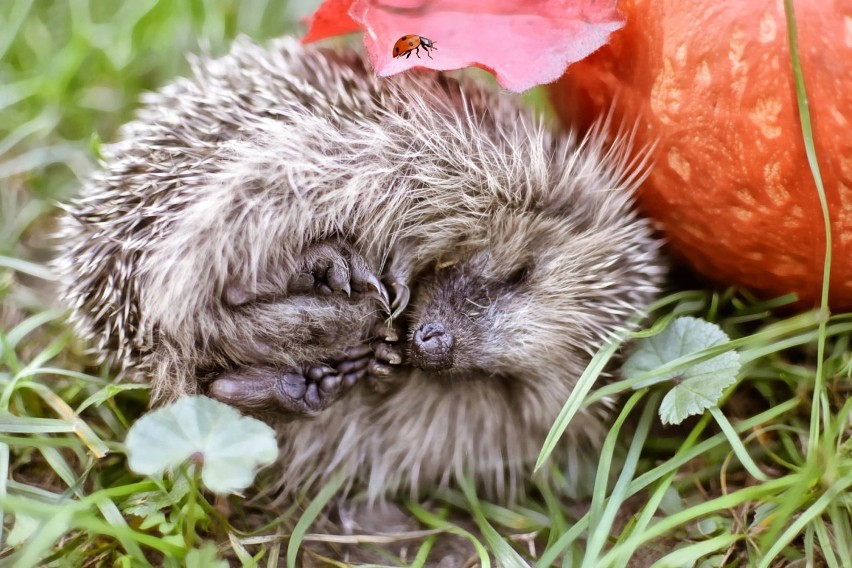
[55,37,665,500]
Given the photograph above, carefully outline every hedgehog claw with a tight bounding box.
[372,283,392,313]
[350,263,390,312]
[389,281,410,319]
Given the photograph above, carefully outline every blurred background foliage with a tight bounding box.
[3,4,848,566]
[0,0,319,262]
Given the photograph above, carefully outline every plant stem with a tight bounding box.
[782,0,832,457]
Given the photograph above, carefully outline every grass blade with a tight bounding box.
[459,478,529,568]
[584,392,657,568]
[4,309,65,350]
[286,472,346,568]
[782,0,832,452]
[408,502,491,568]
[608,472,677,566]
[0,255,56,281]
[600,477,797,565]
[709,406,770,482]
[4,509,74,568]
[648,533,741,568]
[757,478,852,568]
[536,336,623,470]
[0,0,34,61]
[813,516,841,568]
[0,416,75,434]
[0,441,7,547]
[97,498,148,561]
[409,531,437,568]
[586,390,646,550]
[31,383,110,457]
[827,502,852,564]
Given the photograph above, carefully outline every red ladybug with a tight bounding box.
[392,35,437,59]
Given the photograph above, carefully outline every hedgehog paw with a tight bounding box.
[366,320,405,392]
[209,364,353,416]
[319,322,403,394]
[288,242,390,312]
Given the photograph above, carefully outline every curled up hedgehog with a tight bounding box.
[55,37,665,500]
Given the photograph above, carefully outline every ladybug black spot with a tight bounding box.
[408,41,414,46]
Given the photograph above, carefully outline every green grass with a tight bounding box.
[1,1,850,566]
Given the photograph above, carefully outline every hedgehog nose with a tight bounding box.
[410,322,454,371]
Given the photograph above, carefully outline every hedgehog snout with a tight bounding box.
[409,322,455,371]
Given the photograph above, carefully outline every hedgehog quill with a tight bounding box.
[56,37,665,500]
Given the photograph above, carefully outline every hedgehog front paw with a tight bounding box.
[209,363,355,417]
[326,325,402,379]
[288,241,390,312]
[364,320,405,392]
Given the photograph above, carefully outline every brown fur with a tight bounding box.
[55,37,665,500]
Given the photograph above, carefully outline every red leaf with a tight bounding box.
[302,0,361,43]
[303,0,624,92]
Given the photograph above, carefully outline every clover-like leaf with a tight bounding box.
[623,317,741,425]
[185,542,229,568]
[303,0,624,92]
[123,475,191,518]
[125,396,278,494]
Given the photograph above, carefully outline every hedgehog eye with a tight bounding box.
[505,264,531,286]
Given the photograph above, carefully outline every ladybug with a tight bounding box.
[392,35,437,60]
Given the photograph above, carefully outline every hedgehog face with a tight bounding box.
[406,254,532,378]
[405,216,541,380]
[405,209,656,384]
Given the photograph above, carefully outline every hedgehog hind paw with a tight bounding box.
[209,365,350,417]
[208,317,405,417]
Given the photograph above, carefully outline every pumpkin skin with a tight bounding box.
[549,0,852,310]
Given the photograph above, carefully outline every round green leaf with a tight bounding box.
[623,317,741,425]
[125,396,278,494]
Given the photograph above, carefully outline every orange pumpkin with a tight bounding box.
[549,0,852,310]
